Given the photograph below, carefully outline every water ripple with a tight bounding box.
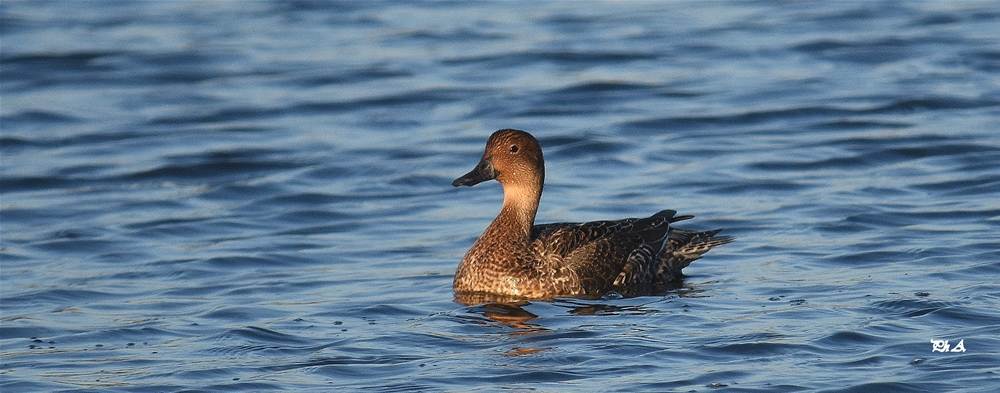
[2,1,998,392]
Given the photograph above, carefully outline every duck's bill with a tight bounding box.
[452,156,496,187]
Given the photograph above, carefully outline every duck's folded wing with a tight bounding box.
[530,209,684,294]
[530,209,680,254]
[564,231,656,294]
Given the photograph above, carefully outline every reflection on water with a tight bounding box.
[459,284,709,330]
[470,302,542,332]
[502,346,552,358]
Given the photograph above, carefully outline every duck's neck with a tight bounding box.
[483,183,540,242]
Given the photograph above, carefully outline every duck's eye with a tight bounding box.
[509,145,519,153]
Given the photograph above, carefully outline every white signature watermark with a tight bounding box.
[931,339,965,353]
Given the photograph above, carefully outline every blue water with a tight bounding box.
[2,1,999,392]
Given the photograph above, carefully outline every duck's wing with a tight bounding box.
[530,209,679,255]
[531,210,687,294]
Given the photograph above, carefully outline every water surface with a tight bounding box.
[2,1,999,392]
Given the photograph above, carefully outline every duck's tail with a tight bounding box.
[656,228,734,282]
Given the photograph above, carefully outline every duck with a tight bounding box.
[452,129,732,300]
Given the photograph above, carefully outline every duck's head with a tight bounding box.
[453,129,544,189]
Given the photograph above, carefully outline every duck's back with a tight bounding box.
[530,210,709,295]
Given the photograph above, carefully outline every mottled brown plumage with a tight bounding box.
[452,129,732,300]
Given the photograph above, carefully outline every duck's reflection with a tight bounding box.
[464,300,543,332]
[454,286,708,359]
[455,283,707,331]
[502,346,552,357]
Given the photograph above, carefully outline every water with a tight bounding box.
[2,1,999,391]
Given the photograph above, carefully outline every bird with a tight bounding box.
[452,129,732,300]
